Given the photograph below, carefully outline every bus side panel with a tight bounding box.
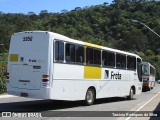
[50,63,142,100]
[95,68,142,98]
[53,63,84,79]
[50,63,84,100]
[50,80,76,100]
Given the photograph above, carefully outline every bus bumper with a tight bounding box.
[7,85,50,99]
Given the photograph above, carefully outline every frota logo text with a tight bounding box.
[111,71,121,80]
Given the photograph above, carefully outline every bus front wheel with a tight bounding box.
[85,88,95,106]
[127,88,134,100]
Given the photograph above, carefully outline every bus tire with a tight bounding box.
[85,88,95,106]
[147,87,151,91]
[127,88,134,100]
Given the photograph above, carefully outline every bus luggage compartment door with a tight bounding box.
[10,64,41,90]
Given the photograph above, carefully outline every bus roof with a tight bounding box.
[142,62,155,69]
[12,31,141,59]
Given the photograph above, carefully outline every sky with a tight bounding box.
[0,0,113,14]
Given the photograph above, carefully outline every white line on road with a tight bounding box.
[125,91,160,120]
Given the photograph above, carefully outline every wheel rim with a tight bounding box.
[130,89,133,99]
[86,90,93,103]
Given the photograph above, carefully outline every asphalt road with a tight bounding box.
[0,83,160,120]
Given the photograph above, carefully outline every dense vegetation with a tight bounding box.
[0,53,7,94]
[0,0,160,93]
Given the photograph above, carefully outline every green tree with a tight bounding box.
[119,29,148,51]
[0,52,8,94]
[145,49,155,56]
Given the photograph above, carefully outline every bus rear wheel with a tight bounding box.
[85,88,95,106]
[147,87,151,91]
[127,88,134,100]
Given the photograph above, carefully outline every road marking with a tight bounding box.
[0,95,17,98]
[125,91,160,120]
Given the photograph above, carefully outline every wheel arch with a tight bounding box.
[131,85,136,94]
[87,86,96,99]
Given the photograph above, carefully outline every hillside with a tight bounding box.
[0,0,160,78]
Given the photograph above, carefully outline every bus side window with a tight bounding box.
[75,45,84,63]
[102,51,108,66]
[116,53,126,69]
[116,53,121,68]
[127,56,136,70]
[86,47,93,64]
[66,43,75,62]
[121,55,126,68]
[86,47,101,66]
[65,43,84,64]
[102,51,115,68]
[150,66,156,76]
[108,52,115,67]
[94,49,101,65]
[55,41,64,62]
[137,58,141,69]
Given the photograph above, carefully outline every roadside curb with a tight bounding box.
[0,94,17,99]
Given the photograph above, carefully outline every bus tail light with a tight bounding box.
[6,72,9,83]
[6,72,9,79]
[42,74,49,82]
[42,79,49,82]
[42,74,49,79]
[42,74,49,86]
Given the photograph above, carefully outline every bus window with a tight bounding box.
[137,58,141,69]
[127,56,136,70]
[66,43,84,63]
[108,52,115,67]
[116,53,126,69]
[66,43,75,62]
[94,49,101,65]
[86,47,101,66]
[102,51,108,66]
[86,47,93,64]
[137,58,142,82]
[150,66,156,76]
[102,51,115,67]
[55,41,64,62]
[121,55,126,68]
[116,54,121,68]
[75,45,84,63]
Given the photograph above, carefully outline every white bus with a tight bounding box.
[142,62,156,91]
[7,31,143,105]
